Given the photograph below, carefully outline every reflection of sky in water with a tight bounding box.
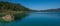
[0,12,60,26]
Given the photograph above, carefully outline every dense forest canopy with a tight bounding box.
[0,1,30,11]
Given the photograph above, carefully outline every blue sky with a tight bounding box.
[0,0,60,10]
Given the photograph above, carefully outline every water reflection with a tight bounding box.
[0,13,29,26]
[0,12,60,26]
[13,13,29,21]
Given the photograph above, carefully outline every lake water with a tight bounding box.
[0,12,60,26]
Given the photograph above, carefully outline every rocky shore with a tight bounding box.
[0,11,26,23]
[2,14,14,22]
[0,14,14,22]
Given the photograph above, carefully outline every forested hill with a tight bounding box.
[0,1,30,11]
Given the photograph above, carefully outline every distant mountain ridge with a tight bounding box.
[41,8,60,12]
[32,8,60,12]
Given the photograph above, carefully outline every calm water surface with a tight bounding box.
[0,12,60,26]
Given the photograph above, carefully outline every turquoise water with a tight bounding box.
[0,12,60,26]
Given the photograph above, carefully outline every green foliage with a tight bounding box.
[0,1,30,11]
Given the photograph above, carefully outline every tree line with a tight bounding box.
[0,1,30,11]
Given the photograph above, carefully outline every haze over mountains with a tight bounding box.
[32,8,60,12]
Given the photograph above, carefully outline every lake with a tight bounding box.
[0,12,60,26]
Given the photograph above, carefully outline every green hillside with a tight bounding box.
[0,1,30,11]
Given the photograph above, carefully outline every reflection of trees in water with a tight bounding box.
[13,13,29,21]
[0,13,29,22]
[0,13,29,26]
